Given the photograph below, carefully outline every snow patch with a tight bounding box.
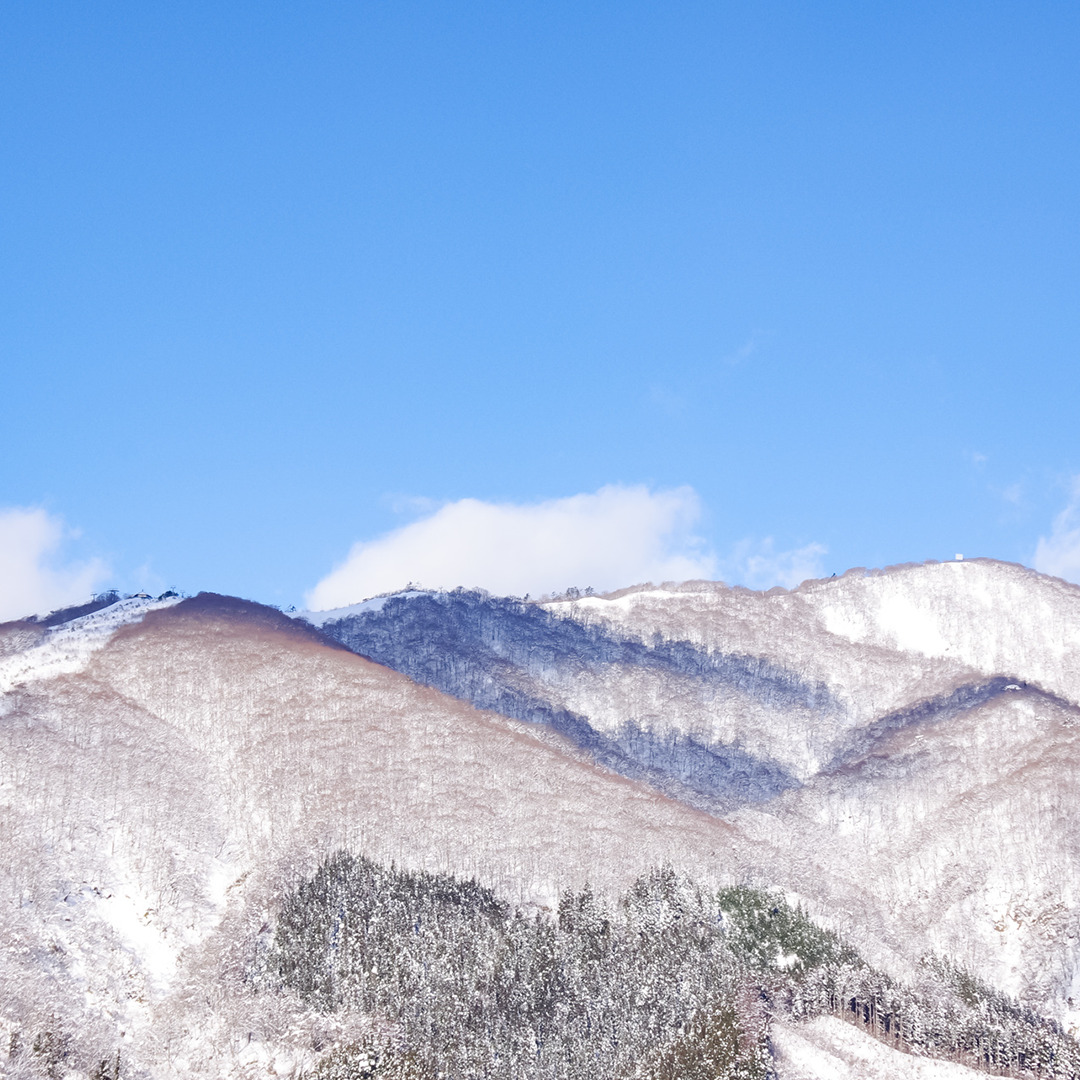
[874,595,950,655]
[820,593,948,656]
[0,596,181,694]
[93,886,178,992]
[772,1016,987,1079]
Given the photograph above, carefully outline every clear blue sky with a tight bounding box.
[2,1,1078,605]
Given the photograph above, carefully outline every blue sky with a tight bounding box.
[2,1,1079,611]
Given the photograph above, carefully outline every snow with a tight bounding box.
[801,560,1080,696]
[540,560,1080,778]
[297,590,432,626]
[0,596,181,694]
[552,560,1080,704]
[772,1016,987,1080]
[92,880,180,992]
[854,592,950,654]
[5,561,1080,1074]
[1,596,766,1075]
[526,560,1080,1013]
[566,588,695,609]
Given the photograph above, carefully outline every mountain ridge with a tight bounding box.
[2,559,1080,1076]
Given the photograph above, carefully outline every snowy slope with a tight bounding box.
[5,564,1080,1076]
[1,595,768,1077]
[734,688,1080,1020]
[772,1016,988,1080]
[305,562,1080,808]
[0,595,181,694]
[307,562,1080,1019]
[544,562,1080,1018]
[553,559,1080,715]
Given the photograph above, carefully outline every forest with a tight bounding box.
[261,853,1080,1080]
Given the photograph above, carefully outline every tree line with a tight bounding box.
[259,853,1080,1080]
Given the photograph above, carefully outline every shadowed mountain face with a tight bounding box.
[309,584,1046,813]
[318,590,834,713]
[312,591,816,811]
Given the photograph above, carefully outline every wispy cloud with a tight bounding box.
[722,536,828,590]
[1034,477,1080,584]
[307,485,716,609]
[721,330,772,367]
[0,507,108,622]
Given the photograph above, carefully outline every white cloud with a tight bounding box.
[1034,478,1080,584]
[723,537,828,590]
[307,485,716,609]
[0,507,108,622]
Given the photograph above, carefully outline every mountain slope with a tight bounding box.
[1,594,774,1077]
[308,560,1069,804]
[307,560,1080,1020]
[4,561,1080,1076]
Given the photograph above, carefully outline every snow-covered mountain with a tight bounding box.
[1,559,1078,1077]
[307,560,1080,1019]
